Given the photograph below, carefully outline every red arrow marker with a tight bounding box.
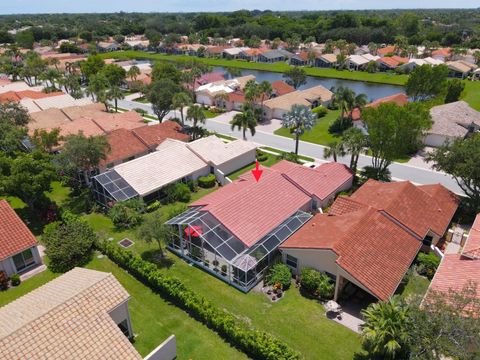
[251,160,263,182]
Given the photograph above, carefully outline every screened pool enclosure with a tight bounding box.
[166,207,312,291]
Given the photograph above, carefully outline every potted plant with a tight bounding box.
[212,260,219,272]
[221,265,227,276]
[10,274,21,287]
[204,259,210,267]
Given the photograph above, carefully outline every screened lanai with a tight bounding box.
[166,207,312,291]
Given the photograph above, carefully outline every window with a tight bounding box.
[117,319,131,338]
[12,248,35,272]
[423,235,433,247]
[286,254,298,269]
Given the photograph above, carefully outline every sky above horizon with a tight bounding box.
[2,0,479,14]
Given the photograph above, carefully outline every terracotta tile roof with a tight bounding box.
[271,161,353,201]
[391,56,409,64]
[377,56,402,68]
[350,180,458,238]
[102,128,148,165]
[271,80,295,97]
[56,117,106,138]
[351,93,408,121]
[228,91,246,103]
[91,111,145,132]
[377,45,396,56]
[0,89,62,103]
[425,254,480,317]
[432,48,451,57]
[192,170,312,247]
[0,200,38,261]
[132,121,189,149]
[462,214,480,260]
[281,207,421,301]
[0,268,142,359]
[328,196,367,215]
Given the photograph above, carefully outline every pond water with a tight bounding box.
[213,66,404,102]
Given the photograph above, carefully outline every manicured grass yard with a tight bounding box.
[132,96,150,104]
[398,272,431,301]
[86,256,247,359]
[203,109,220,118]
[274,109,341,146]
[226,151,281,180]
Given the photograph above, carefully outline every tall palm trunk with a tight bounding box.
[295,133,300,155]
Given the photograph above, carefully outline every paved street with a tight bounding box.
[118,99,464,195]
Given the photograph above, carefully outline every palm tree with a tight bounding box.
[225,67,241,79]
[331,86,354,120]
[367,42,378,56]
[323,141,345,162]
[172,92,192,126]
[213,92,229,109]
[127,65,141,82]
[186,104,206,140]
[108,84,124,112]
[282,104,317,155]
[231,107,257,140]
[360,298,411,359]
[342,127,367,173]
[244,79,261,106]
[259,80,272,109]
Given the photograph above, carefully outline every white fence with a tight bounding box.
[144,335,177,360]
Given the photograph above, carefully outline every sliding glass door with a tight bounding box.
[12,248,35,272]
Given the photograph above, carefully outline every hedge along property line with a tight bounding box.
[96,241,301,360]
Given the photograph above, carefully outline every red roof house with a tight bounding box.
[132,121,189,150]
[101,128,149,169]
[377,45,396,57]
[169,160,353,291]
[280,179,458,301]
[423,214,480,317]
[271,80,295,97]
[0,200,42,276]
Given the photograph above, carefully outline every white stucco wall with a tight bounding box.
[217,150,257,176]
[0,246,42,277]
[281,248,339,276]
[144,335,177,360]
[108,300,134,337]
[196,93,213,106]
[424,133,451,148]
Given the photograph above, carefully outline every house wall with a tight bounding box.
[108,300,134,338]
[99,150,150,173]
[424,133,453,148]
[316,176,354,208]
[281,248,339,276]
[217,149,257,176]
[336,267,378,300]
[196,93,214,106]
[144,335,177,360]
[0,246,42,277]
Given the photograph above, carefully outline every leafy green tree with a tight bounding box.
[148,78,181,121]
[86,73,110,110]
[265,263,292,290]
[31,128,61,152]
[362,102,431,177]
[21,51,46,86]
[231,107,257,140]
[15,30,34,49]
[60,73,83,99]
[80,54,105,81]
[0,102,30,127]
[406,64,448,101]
[137,212,175,257]
[186,104,206,140]
[172,92,192,126]
[109,198,145,229]
[43,215,96,272]
[360,298,411,360]
[282,104,317,155]
[283,67,307,90]
[58,133,110,185]
[444,79,465,103]
[3,151,55,209]
[101,63,126,86]
[152,61,182,83]
[426,134,480,213]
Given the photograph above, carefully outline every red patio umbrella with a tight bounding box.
[184,225,203,237]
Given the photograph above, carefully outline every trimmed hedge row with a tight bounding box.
[96,240,301,360]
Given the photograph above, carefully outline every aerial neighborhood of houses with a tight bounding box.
[0,8,480,360]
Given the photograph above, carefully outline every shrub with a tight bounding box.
[300,268,334,299]
[277,152,301,164]
[186,179,196,192]
[0,271,8,290]
[417,252,440,279]
[198,174,216,188]
[164,183,191,203]
[146,200,161,213]
[96,240,300,360]
[328,116,353,134]
[221,264,228,276]
[10,274,21,286]
[266,263,292,290]
[312,105,328,118]
[256,150,268,162]
[109,199,145,229]
[133,107,147,115]
[43,216,96,273]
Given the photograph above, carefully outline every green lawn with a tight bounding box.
[274,109,341,146]
[86,256,247,359]
[132,96,150,104]
[398,272,431,301]
[203,109,220,118]
[0,269,59,307]
[46,181,71,206]
[259,146,315,162]
[226,152,281,180]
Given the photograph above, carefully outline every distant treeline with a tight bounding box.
[1,9,480,48]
